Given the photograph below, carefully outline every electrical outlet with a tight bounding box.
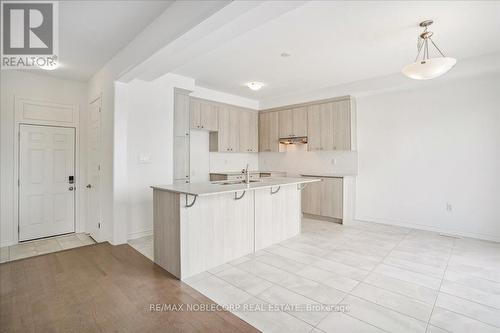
[138,154,151,164]
[446,203,452,212]
[331,158,336,165]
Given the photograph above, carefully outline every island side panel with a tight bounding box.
[254,184,301,251]
[179,191,254,279]
[153,190,181,278]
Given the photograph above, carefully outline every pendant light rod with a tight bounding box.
[413,20,447,62]
[429,38,446,57]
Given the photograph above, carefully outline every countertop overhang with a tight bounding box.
[300,173,357,178]
[151,177,320,197]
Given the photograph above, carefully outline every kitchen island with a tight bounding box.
[152,177,320,280]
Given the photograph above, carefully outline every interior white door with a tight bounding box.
[87,98,102,242]
[19,125,76,241]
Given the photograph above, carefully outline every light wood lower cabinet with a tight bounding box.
[320,177,343,219]
[154,190,254,279]
[302,176,343,220]
[254,185,301,251]
[301,179,322,215]
[153,183,303,279]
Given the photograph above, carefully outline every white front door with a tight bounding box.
[19,125,76,241]
[87,98,102,241]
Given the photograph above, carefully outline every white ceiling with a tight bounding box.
[172,1,500,101]
[33,0,173,81]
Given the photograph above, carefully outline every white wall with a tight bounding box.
[355,73,500,241]
[258,68,499,241]
[0,71,88,247]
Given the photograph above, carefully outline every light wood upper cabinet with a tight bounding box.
[190,99,218,131]
[259,112,279,152]
[292,107,307,137]
[174,91,190,137]
[306,99,352,151]
[210,106,239,152]
[332,99,351,150]
[278,107,307,138]
[306,104,321,151]
[307,102,334,151]
[278,109,293,138]
[319,102,335,151]
[239,110,258,152]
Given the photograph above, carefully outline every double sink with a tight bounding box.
[214,179,262,186]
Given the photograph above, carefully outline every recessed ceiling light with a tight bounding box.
[281,52,291,57]
[247,82,264,91]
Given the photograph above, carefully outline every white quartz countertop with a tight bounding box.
[151,177,320,196]
[300,173,357,178]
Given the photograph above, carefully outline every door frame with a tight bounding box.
[13,97,80,244]
[87,95,102,242]
[18,124,77,241]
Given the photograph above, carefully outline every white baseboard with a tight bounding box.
[0,240,17,248]
[355,215,500,243]
[127,229,153,241]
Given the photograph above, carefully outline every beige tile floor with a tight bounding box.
[128,234,153,260]
[130,218,500,333]
[0,233,95,263]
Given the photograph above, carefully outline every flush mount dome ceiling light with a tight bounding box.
[247,82,264,91]
[402,20,457,80]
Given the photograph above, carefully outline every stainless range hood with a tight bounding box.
[279,136,308,145]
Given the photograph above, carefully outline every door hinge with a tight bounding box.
[18,225,20,233]
[17,179,20,186]
[99,107,102,113]
[98,222,101,229]
[98,164,101,171]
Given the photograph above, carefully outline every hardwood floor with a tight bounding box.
[0,243,260,333]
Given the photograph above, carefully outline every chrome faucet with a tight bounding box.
[242,164,250,184]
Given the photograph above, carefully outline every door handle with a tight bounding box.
[86,184,92,188]
[69,187,74,191]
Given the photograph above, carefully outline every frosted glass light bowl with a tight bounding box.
[402,57,457,80]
